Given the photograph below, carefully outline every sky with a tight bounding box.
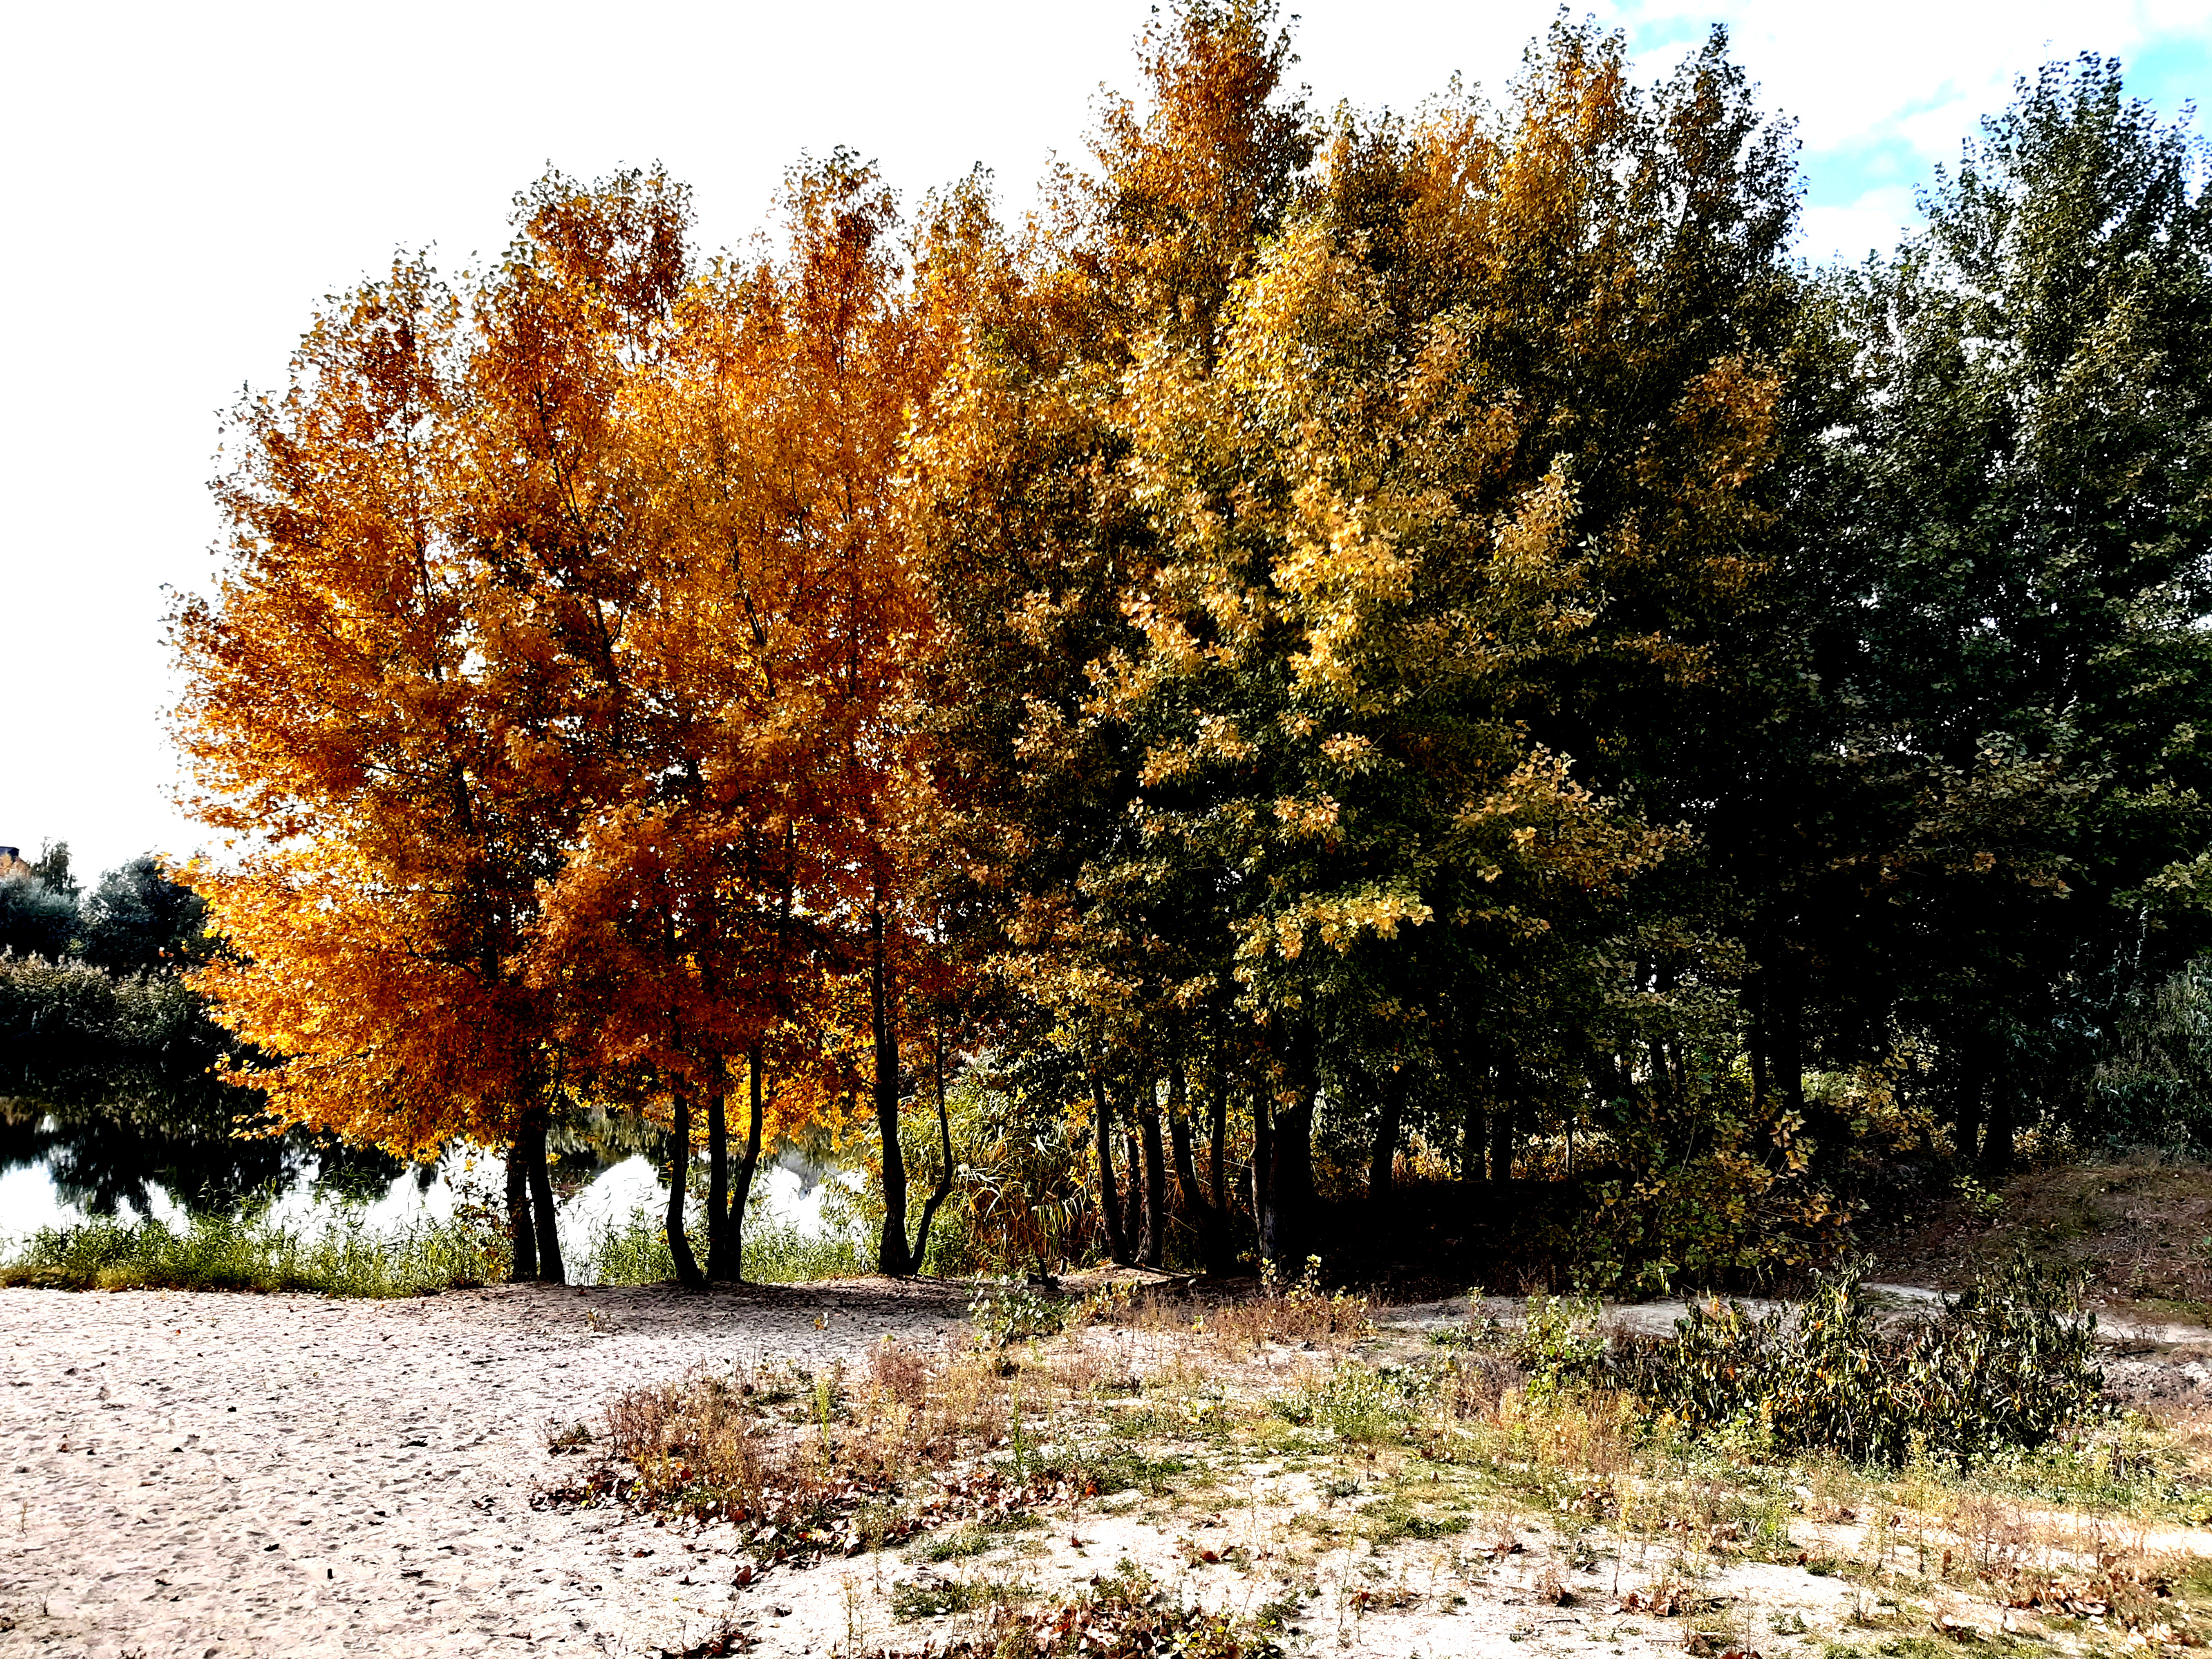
[2,0,2205,885]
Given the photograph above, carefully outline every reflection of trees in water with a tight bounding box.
[549,1108,668,1199]
[0,1096,406,1220]
[1,1094,842,1226]
[545,1108,844,1201]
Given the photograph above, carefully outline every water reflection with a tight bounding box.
[0,1096,410,1224]
[0,1096,848,1275]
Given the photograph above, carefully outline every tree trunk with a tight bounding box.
[1462,1084,1483,1185]
[872,901,912,1277]
[1121,1127,1143,1258]
[1369,1066,1405,1206]
[1169,1061,1230,1276]
[727,1047,767,1283]
[506,1130,537,1283]
[1979,1047,2015,1178]
[1092,1070,1131,1265]
[908,1027,956,1274]
[704,1062,733,1282]
[1249,1091,1272,1261]
[666,1089,706,1291]
[1137,1089,1168,1268]
[1260,1090,1315,1274]
[1488,1100,1515,1185]
[518,1101,564,1284]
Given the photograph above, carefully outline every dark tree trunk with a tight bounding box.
[1169,1061,1232,1276]
[1488,1101,1515,1185]
[1463,1085,1483,1185]
[1260,1089,1315,1274]
[1748,1018,1769,1116]
[908,1028,956,1274]
[872,902,912,1277]
[1369,1066,1405,1206]
[704,1063,733,1282]
[727,1047,767,1283]
[506,1129,537,1283]
[1979,1048,2015,1178]
[665,1090,704,1291]
[1121,1127,1143,1257]
[1137,1089,1168,1268]
[1091,1070,1131,1264]
[518,1101,564,1283]
[1248,1091,1272,1257]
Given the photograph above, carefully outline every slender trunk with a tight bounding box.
[1092,1070,1130,1265]
[520,1101,564,1284]
[1121,1126,1143,1257]
[728,1047,767,1283]
[1248,1092,1272,1258]
[666,1089,705,1291]
[704,1062,733,1282]
[1169,1060,1230,1276]
[1463,1083,1483,1185]
[506,1130,537,1283]
[1137,1089,1167,1268]
[1261,1089,1315,1274]
[1208,1068,1226,1214]
[1488,1100,1515,1185]
[1369,1066,1405,1206]
[1748,1017,1769,1116]
[908,1027,955,1273]
[872,901,911,1276]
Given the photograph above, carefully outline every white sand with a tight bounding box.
[0,1280,964,1658]
[9,1279,2207,1659]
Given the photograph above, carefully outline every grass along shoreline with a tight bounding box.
[0,1194,870,1295]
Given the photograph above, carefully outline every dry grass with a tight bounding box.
[566,1282,2212,1658]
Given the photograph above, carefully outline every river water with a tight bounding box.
[0,1101,844,1281]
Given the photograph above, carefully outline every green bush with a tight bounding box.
[1621,1253,2106,1465]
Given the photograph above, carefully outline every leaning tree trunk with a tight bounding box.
[727,1047,767,1282]
[665,1088,706,1291]
[505,1127,538,1283]
[704,1064,734,1282]
[907,1029,956,1275]
[1091,1070,1131,1265]
[1137,1090,1168,1268]
[872,901,912,1277]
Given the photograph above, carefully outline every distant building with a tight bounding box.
[0,845,26,878]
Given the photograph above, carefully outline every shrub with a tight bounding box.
[1620,1252,2106,1465]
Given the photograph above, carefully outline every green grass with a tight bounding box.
[581,1201,866,1286]
[0,1208,503,1297]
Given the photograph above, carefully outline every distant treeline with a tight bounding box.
[0,844,244,1122]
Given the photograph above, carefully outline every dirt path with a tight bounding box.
[0,1281,966,1658]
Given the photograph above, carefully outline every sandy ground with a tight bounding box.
[8,1280,2211,1659]
[0,1281,966,1658]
